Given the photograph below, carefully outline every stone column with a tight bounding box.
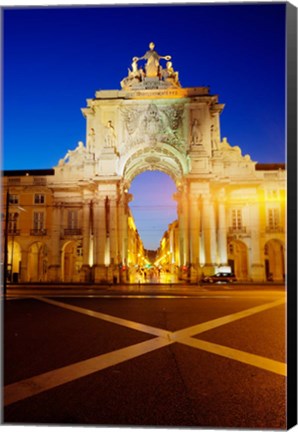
[48,203,61,281]
[108,197,119,283]
[218,197,228,266]
[93,198,107,282]
[20,249,29,282]
[81,200,91,282]
[182,192,190,267]
[118,192,130,282]
[202,196,216,275]
[189,194,200,281]
[176,188,190,280]
[250,202,264,281]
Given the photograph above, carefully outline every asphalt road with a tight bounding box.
[2,285,286,428]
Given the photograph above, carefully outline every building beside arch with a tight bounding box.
[2,43,286,284]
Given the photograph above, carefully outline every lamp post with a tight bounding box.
[3,190,9,299]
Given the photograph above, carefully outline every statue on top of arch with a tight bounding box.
[120,42,181,90]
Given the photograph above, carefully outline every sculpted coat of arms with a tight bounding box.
[121,103,184,148]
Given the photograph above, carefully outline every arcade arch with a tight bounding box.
[264,239,285,281]
[28,241,48,282]
[7,240,21,282]
[61,240,83,282]
[228,240,248,281]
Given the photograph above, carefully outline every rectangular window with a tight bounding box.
[76,243,83,257]
[33,177,47,186]
[268,208,280,228]
[9,194,19,204]
[266,189,279,200]
[34,194,45,204]
[232,209,242,230]
[33,212,44,230]
[8,212,18,232]
[67,210,78,229]
[8,177,20,185]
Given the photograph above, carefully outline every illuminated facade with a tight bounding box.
[2,43,286,283]
[156,164,286,282]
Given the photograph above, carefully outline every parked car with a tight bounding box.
[201,272,237,284]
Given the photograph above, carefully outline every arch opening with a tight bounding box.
[28,241,48,282]
[128,170,177,283]
[121,143,187,189]
[61,240,83,282]
[7,240,21,282]
[227,240,248,281]
[264,239,285,281]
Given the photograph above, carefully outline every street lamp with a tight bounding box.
[9,213,19,283]
[3,191,25,297]
[3,190,10,299]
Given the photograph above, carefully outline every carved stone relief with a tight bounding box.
[121,103,184,150]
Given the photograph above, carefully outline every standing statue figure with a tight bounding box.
[211,124,219,151]
[135,42,171,78]
[131,57,139,75]
[87,127,96,153]
[104,120,116,147]
[191,119,202,145]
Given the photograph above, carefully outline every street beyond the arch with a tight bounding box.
[4,283,286,428]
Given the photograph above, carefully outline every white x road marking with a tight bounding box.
[4,296,286,407]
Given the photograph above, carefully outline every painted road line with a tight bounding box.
[181,337,286,376]
[4,296,285,406]
[34,294,232,299]
[33,296,171,338]
[171,297,286,340]
[4,336,173,407]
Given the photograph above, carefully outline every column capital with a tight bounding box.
[53,201,63,209]
[83,198,92,206]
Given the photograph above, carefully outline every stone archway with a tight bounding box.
[264,240,285,281]
[7,240,21,282]
[120,144,185,283]
[52,43,269,284]
[61,240,83,282]
[228,240,248,281]
[121,142,187,188]
[28,242,48,282]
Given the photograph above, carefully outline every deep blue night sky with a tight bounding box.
[2,3,286,249]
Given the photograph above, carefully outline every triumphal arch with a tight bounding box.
[48,42,285,283]
[4,43,285,284]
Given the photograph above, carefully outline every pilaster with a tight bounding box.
[20,250,29,282]
[176,187,190,280]
[118,191,129,283]
[93,198,107,282]
[48,203,62,282]
[202,195,216,275]
[189,194,201,282]
[250,202,265,281]
[217,191,228,265]
[81,199,91,282]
